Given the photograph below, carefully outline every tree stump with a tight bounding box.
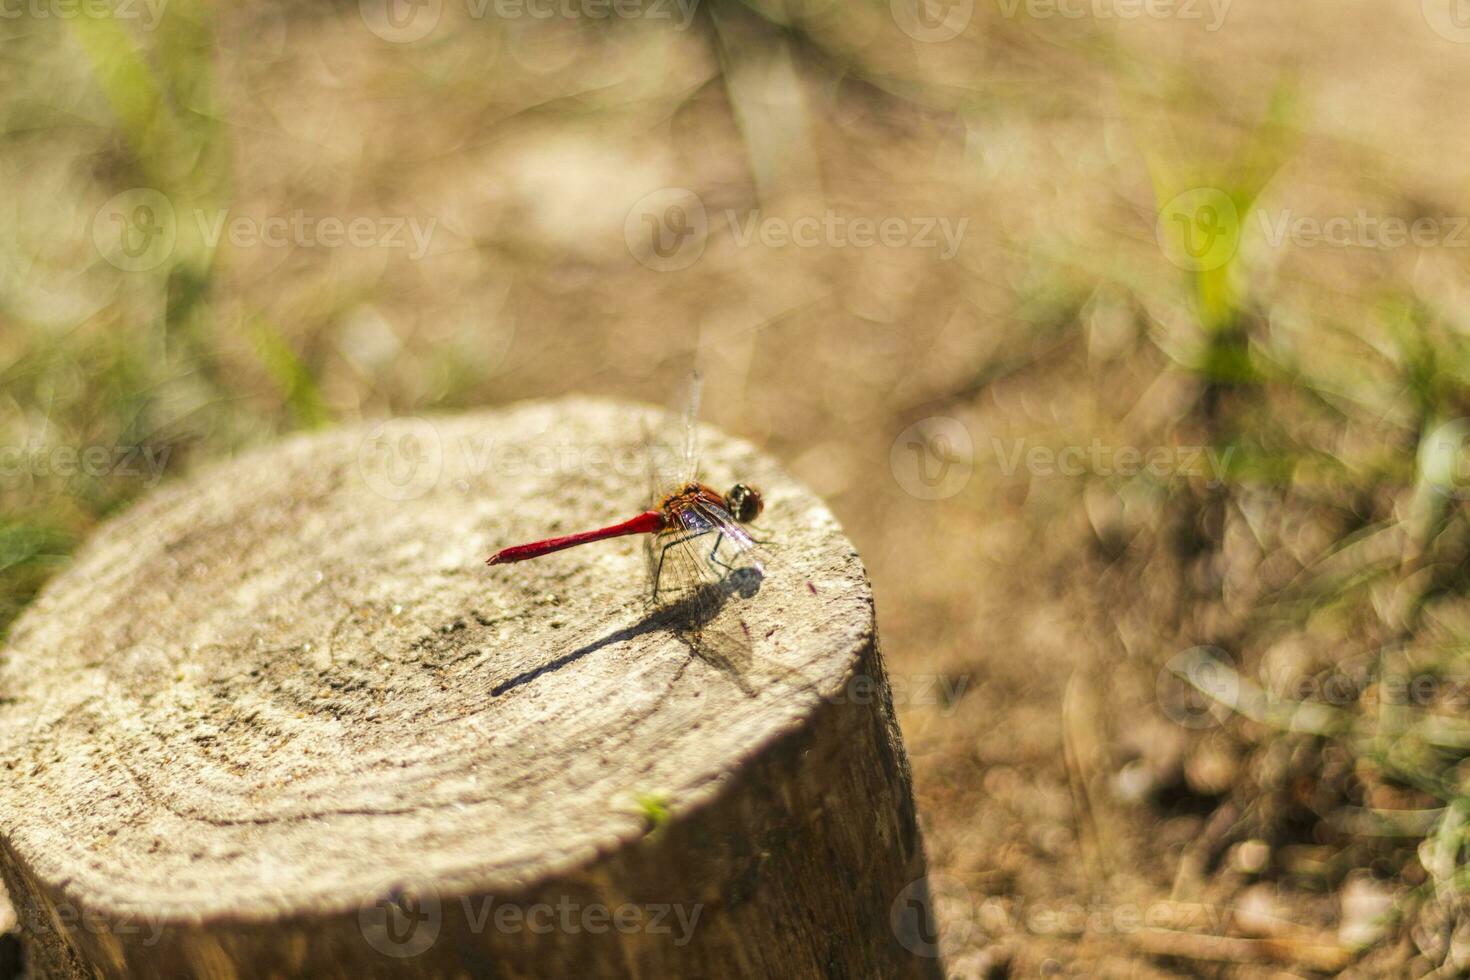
[0,399,942,979]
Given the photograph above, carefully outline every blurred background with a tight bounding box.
[8,0,1470,975]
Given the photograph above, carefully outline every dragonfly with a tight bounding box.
[486,376,775,690]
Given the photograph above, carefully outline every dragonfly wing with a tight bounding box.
[649,522,721,594]
[640,414,669,511]
[641,371,703,503]
[681,371,702,485]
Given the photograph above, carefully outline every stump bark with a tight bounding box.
[0,399,942,979]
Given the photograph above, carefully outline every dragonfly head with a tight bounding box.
[725,483,764,523]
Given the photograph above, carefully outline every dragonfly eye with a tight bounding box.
[726,483,764,523]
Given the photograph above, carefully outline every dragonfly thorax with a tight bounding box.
[660,482,763,524]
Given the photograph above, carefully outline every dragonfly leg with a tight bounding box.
[743,528,774,546]
[653,528,713,600]
[706,531,737,576]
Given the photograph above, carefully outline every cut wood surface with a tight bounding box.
[0,399,941,979]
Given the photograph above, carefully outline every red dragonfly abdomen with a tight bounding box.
[486,509,666,565]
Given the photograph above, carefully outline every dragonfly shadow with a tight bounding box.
[490,566,765,698]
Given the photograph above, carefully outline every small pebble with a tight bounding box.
[1230,838,1270,875]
